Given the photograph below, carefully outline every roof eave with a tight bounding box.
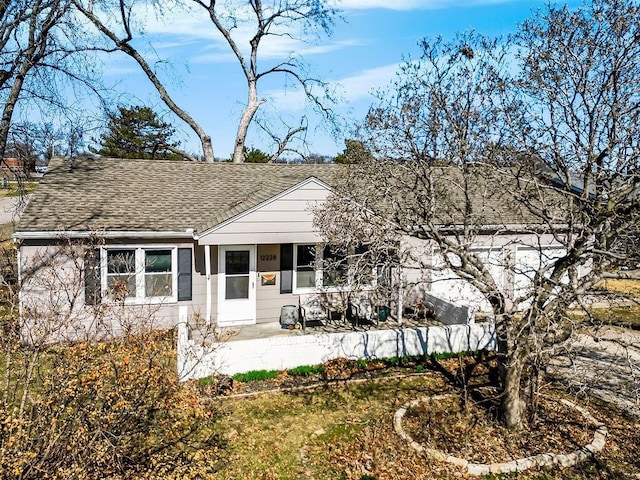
[13,230,197,241]
[432,223,571,234]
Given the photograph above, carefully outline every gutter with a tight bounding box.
[429,223,572,234]
[13,229,197,241]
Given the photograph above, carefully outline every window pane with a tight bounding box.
[145,273,172,297]
[323,245,347,286]
[354,243,374,285]
[295,245,316,289]
[296,245,315,269]
[226,276,249,299]
[145,250,172,273]
[107,249,135,274]
[296,270,316,289]
[226,251,249,275]
[107,249,136,298]
[107,274,136,298]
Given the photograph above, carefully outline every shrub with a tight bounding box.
[0,330,224,479]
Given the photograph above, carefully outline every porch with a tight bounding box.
[215,314,441,341]
[177,306,496,380]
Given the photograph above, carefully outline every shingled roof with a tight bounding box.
[15,157,337,236]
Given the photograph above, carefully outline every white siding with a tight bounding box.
[19,241,203,343]
[198,180,331,245]
[513,245,567,308]
[188,245,217,322]
[403,234,572,314]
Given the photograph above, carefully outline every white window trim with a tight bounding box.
[292,243,375,294]
[292,243,318,294]
[101,246,178,304]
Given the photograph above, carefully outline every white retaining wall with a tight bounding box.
[177,309,497,380]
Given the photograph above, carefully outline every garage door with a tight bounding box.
[429,248,505,312]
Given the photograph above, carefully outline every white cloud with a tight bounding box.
[135,2,357,63]
[188,37,359,64]
[262,62,400,112]
[338,64,400,102]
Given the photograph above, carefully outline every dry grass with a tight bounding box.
[597,277,640,296]
[207,366,640,480]
[0,181,38,198]
[592,305,640,329]
[0,223,13,242]
[216,373,446,479]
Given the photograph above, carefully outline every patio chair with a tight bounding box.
[298,294,328,331]
[346,294,379,328]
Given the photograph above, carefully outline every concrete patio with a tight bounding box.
[211,315,443,342]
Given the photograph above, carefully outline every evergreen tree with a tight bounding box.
[244,146,270,163]
[92,106,182,160]
[333,139,373,164]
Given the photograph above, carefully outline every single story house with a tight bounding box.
[13,157,575,342]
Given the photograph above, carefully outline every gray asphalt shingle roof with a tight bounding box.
[15,157,337,235]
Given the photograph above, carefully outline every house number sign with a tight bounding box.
[260,254,276,261]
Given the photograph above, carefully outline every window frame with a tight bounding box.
[293,244,319,293]
[101,246,179,304]
[292,243,376,294]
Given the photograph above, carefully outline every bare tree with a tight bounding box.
[0,0,70,160]
[317,0,640,430]
[0,0,103,189]
[72,0,213,162]
[74,0,340,163]
[197,0,339,163]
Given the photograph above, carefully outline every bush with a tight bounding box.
[0,330,224,479]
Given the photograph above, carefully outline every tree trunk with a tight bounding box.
[0,72,28,162]
[501,354,525,430]
[201,136,214,163]
[72,1,216,162]
[232,81,260,164]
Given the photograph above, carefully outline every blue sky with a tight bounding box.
[100,0,579,159]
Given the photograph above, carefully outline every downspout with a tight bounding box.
[205,245,212,325]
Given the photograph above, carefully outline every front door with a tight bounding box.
[218,245,256,325]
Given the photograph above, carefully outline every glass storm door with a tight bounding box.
[218,245,256,325]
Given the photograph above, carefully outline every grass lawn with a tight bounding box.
[206,363,640,480]
[592,305,640,329]
[598,277,640,296]
[0,181,38,198]
[591,276,640,329]
[0,223,12,242]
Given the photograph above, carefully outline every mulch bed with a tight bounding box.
[402,392,597,464]
[219,357,427,397]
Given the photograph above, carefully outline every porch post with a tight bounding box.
[397,265,403,326]
[205,245,212,325]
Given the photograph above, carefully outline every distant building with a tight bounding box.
[1,157,25,170]
[1,157,28,179]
